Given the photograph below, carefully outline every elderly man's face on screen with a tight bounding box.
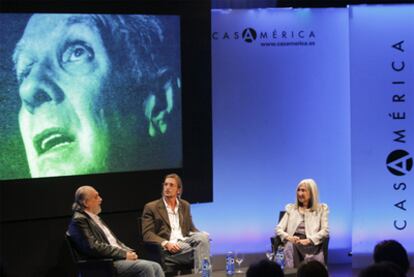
[14,14,112,177]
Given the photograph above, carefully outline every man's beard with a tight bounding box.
[92,205,102,215]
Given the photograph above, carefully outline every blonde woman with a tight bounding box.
[275,179,329,268]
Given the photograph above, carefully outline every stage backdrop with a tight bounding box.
[350,4,414,267]
[191,7,352,263]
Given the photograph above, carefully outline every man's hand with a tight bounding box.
[165,242,181,254]
[126,251,138,260]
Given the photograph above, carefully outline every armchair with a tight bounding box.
[65,232,115,277]
[137,217,193,276]
[271,211,330,265]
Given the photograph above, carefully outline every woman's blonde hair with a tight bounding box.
[295,178,320,211]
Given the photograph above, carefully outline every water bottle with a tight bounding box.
[275,246,285,270]
[225,251,235,276]
[201,257,211,277]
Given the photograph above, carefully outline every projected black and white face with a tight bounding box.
[0,13,182,179]
[14,14,112,177]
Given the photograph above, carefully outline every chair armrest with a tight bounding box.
[140,241,166,269]
[270,236,283,253]
[322,236,329,265]
[77,258,113,265]
[76,258,115,277]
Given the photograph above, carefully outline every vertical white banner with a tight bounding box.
[350,4,414,265]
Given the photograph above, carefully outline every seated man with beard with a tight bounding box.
[68,185,165,277]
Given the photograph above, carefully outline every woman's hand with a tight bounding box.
[287,236,300,243]
[297,239,312,245]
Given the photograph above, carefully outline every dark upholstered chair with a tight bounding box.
[137,217,193,277]
[65,232,115,277]
[271,211,330,265]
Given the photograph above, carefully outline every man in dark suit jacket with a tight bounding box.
[68,186,164,277]
[142,173,210,271]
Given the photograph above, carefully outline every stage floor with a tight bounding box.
[178,264,414,277]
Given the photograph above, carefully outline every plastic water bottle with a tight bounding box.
[275,246,285,270]
[201,257,211,277]
[225,251,235,276]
